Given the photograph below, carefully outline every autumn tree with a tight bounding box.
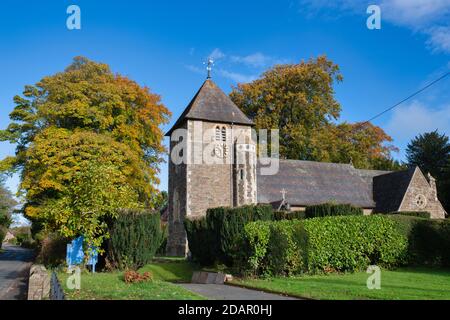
[230,56,397,169]
[0,57,171,247]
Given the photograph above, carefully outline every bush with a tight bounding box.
[184,217,215,266]
[123,270,153,284]
[36,232,69,267]
[387,211,431,219]
[0,227,6,249]
[107,209,162,270]
[185,204,273,266]
[386,215,450,267]
[305,203,363,218]
[242,215,407,275]
[302,215,407,273]
[156,223,168,256]
[273,210,305,220]
[244,220,306,276]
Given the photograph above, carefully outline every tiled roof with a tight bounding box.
[372,168,416,213]
[257,159,377,208]
[165,80,253,136]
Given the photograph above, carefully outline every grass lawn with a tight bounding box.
[58,260,203,300]
[233,268,450,300]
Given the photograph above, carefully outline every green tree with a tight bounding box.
[0,57,171,247]
[406,130,450,177]
[406,130,450,212]
[230,56,396,168]
[0,180,16,228]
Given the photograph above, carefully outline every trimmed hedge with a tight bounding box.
[387,211,431,219]
[184,204,273,266]
[305,203,363,218]
[302,215,407,273]
[244,220,306,276]
[107,209,163,270]
[386,215,450,267]
[273,210,305,221]
[243,215,407,275]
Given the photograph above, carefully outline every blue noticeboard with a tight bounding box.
[66,236,84,267]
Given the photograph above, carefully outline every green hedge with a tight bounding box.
[184,204,273,266]
[243,215,407,275]
[386,215,450,267]
[244,220,306,276]
[302,215,407,273]
[387,211,431,219]
[305,203,363,218]
[273,210,305,220]
[107,209,163,270]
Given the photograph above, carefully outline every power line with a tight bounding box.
[355,71,450,130]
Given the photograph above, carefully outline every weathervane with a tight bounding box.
[204,58,214,79]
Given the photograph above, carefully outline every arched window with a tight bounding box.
[221,126,226,142]
[215,126,221,141]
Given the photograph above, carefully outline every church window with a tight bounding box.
[221,127,227,142]
[240,169,244,180]
[215,126,221,141]
[414,194,427,209]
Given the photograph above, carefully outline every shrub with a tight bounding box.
[243,215,408,275]
[36,232,69,267]
[107,209,162,270]
[244,220,306,276]
[184,217,215,266]
[387,211,431,219]
[156,223,168,256]
[305,203,363,218]
[302,215,407,273]
[386,215,450,267]
[185,204,273,266]
[0,227,6,249]
[123,270,153,284]
[273,210,305,221]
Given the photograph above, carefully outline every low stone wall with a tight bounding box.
[28,264,50,300]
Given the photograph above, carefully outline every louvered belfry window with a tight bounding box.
[215,126,221,141]
[221,127,226,142]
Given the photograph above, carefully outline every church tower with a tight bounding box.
[165,73,256,256]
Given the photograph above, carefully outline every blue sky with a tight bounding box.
[0,0,449,199]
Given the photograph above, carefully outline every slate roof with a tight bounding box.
[257,159,377,208]
[165,80,253,136]
[372,168,416,213]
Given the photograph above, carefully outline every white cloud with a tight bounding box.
[385,101,450,148]
[217,69,257,83]
[231,52,274,67]
[298,0,450,53]
[208,48,226,61]
[426,26,450,53]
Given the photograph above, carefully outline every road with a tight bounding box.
[0,244,34,300]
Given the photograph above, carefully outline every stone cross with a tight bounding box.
[281,188,287,201]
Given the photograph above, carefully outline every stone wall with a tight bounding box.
[167,120,256,256]
[166,122,188,256]
[399,168,446,219]
[28,264,50,300]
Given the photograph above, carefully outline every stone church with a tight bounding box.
[165,78,447,256]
